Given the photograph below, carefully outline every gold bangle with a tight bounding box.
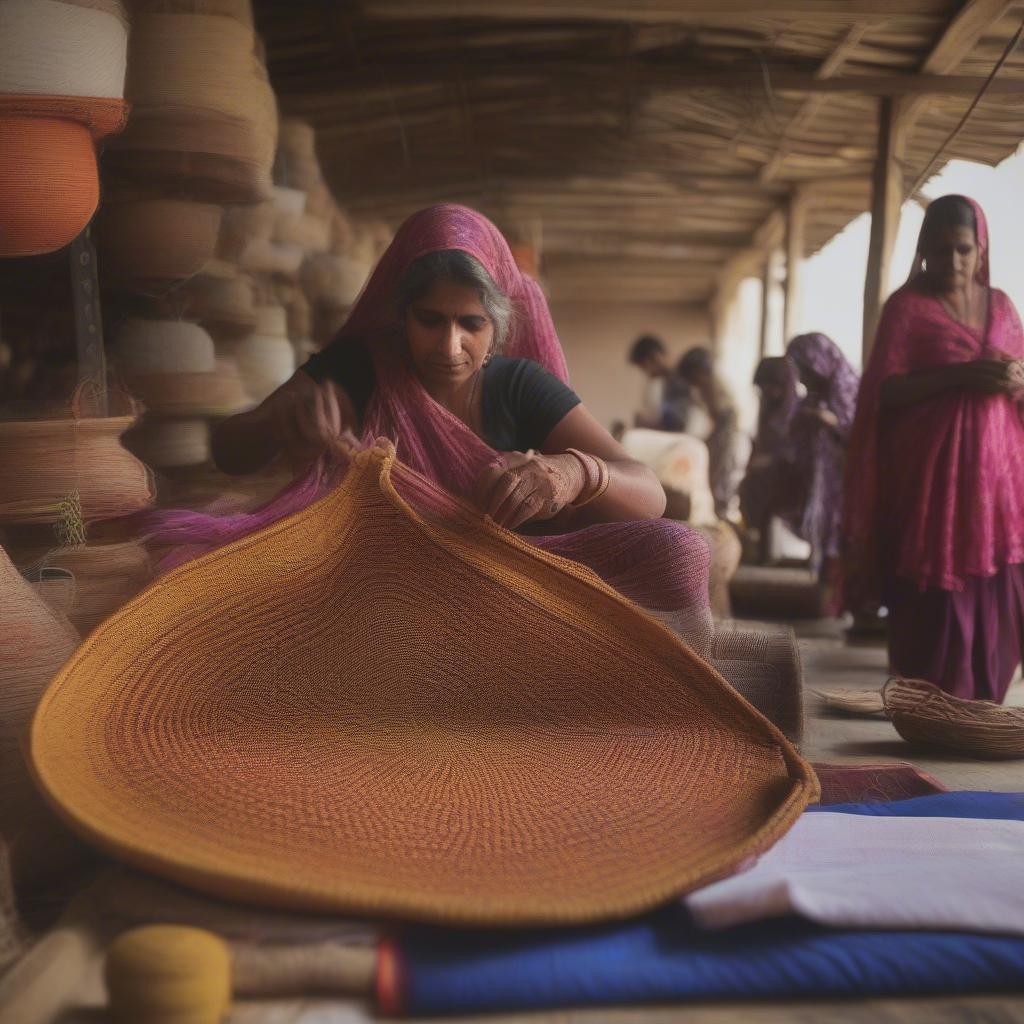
[566,448,610,508]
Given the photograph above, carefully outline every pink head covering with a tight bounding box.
[906,194,990,287]
[340,205,569,496]
[340,203,568,380]
[843,194,1024,603]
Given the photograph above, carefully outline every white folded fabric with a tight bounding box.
[687,812,1024,935]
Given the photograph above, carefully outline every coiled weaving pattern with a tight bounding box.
[31,445,816,925]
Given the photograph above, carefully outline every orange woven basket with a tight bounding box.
[0,95,127,257]
[30,445,817,926]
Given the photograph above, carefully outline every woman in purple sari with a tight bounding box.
[784,333,859,585]
[739,356,799,562]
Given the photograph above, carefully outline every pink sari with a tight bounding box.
[844,197,1024,597]
[140,206,715,653]
[844,196,1024,701]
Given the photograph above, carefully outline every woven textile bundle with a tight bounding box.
[30,445,816,925]
[710,623,804,742]
[301,252,371,308]
[116,319,217,375]
[127,418,211,468]
[883,677,1024,759]
[40,541,153,633]
[274,212,331,253]
[95,197,223,293]
[239,237,304,279]
[218,305,294,401]
[218,201,274,260]
[0,0,127,98]
[0,413,153,524]
[109,12,277,201]
[132,0,253,25]
[0,0,128,256]
[272,185,306,217]
[0,841,24,973]
[125,360,250,418]
[0,97,127,256]
[0,547,79,845]
[168,260,257,334]
[275,118,319,187]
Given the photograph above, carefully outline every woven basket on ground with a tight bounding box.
[39,542,153,635]
[0,546,80,851]
[729,564,832,621]
[30,445,816,926]
[0,840,25,973]
[883,677,1024,759]
[711,621,804,742]
[814,687,885,716]
[95,197,222,294]
[0,412,153,525]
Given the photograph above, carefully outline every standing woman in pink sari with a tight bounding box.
[844,195,1024,702]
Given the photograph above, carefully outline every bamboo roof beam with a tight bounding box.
[759,21,878,183]
[361,1,954,24]
[275,65,1024,97]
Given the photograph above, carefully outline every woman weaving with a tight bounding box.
[184,206,714,647]
[845,195,1024,702]
[214,206,666,530]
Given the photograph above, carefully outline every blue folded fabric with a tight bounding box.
[807,791,1024,820]
[394,909,1024,1015]
[392,792,1024,1015]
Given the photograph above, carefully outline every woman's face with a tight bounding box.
[762,382,785,404]
[797,363,826,397]
[921,224,979,292]
[404,278,495,390]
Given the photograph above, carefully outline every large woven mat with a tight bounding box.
[30,445,816,926]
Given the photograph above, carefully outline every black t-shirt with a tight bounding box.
[301,342,581,452]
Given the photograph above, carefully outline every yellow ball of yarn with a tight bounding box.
[105,925,232,1024]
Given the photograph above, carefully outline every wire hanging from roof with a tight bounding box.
[909,16,1024,196]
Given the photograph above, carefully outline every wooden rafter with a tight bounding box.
[275,63,1024,96]
[360,0,954,24]
[759,21,878,183]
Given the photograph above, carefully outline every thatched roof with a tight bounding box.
[255,0,1024,306]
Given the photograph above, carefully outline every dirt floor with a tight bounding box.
[53,594,1024,1023]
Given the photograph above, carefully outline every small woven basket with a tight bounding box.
[883,677,1024,760]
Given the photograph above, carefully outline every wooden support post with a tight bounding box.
[782,194,806,345]
[69,226,108,417]
[862,96,905,362]
[759,255,773,361]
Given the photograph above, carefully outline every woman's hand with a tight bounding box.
[265,373,355,465]
[472,451,587,529]
[799,406,841,431]
[952,358,1021,395]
